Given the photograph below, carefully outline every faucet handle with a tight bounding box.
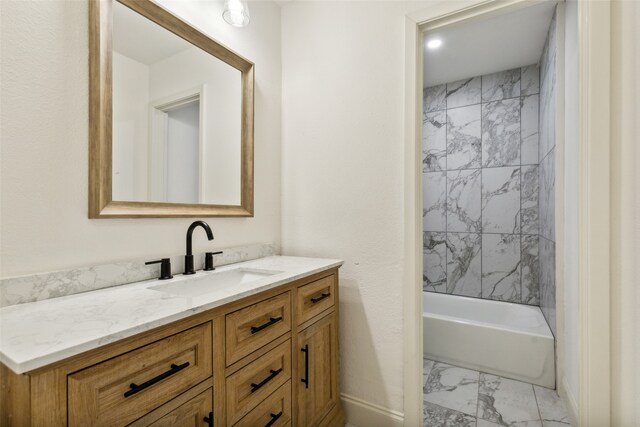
[145,258,173,280]
[204,251,223,271]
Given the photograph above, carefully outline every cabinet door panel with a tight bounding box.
[297,312,338,427]
[148,388,212,427]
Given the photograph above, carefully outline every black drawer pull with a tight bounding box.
[250,316,283,334]
[310,293,330,304]
[250,368,283,392]
[265,411,283,427]
[203,411,214,427]
[301,345,309,389]
[124,361,190,398]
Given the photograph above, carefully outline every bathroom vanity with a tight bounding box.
[0,256,344,426]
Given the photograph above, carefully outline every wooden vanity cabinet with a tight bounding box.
[0,268,343,427]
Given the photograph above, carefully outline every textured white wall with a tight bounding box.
[0,0,282,277]
[281,0,430,413]
[611,0,640,425]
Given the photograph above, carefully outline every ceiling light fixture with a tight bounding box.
[223,0,250,28]
[427,39,443,50]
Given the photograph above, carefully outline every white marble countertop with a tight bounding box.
[0,256,342,374]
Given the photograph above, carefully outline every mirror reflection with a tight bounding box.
[112,1,242,205]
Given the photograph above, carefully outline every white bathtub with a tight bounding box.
[423,292,555,388]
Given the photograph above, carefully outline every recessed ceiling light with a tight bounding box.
[427,39,443,50]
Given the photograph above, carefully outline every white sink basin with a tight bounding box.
[149,268,282,297]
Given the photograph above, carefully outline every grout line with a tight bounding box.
[532,382,545,423]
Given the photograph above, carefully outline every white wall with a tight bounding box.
[610,0,640,424]
[148,46,242,205]
[281,0,429,415]
[0,0,282,278]
[112,51,150,201]
[561,0,579,416]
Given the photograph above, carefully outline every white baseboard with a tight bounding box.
[341,393,404,427]
[559,376,580,426]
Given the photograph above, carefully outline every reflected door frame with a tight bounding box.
[148,85,206,203]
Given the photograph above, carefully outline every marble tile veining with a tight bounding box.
[521,65,540,96]
[425,84,447,113]
[424,362,480,416]
[424,111,447,172]
[423,359,573,427]
[540,150,555,241]
[446,233,482,297]
[0,243,279,308]
[482,166,521,234]
[534,386,572,426]
[423,171,447,232]
[482,234,521,303]
[447,169,481,233]
[482,68,521,102]
[521,95,540,166]
[540,237,556,336]
[482,98,521,167]
[478,373,542,427]
[424,232,448,292]
[446,77,481,109]
[521,165,540,235]
[447,104,482,170]
[424,401,476,427]
[521,235,540,305]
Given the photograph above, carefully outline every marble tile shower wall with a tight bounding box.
[539,10,557,335]
[422,65,542,305]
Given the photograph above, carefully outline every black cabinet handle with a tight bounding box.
[250,316,283,334]
[310,293,330,304]
[203,411,214,427]
[124,362,189,398]
[250,368,283,392]
[264,411,283,427]
[301,345,309,389]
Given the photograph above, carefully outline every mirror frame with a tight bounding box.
[89,0,254,218]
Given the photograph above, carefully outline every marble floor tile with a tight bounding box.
[424,358,435,387]
[446,77,482,109]
[482,166,521,234]
[446,233,482,297]
[425,84,447,113]
[447,169,481,233]
[424,111,447,172]
[482,234,521,303]
[477,419,503,427]
[482,98,520,167]
[521,65,540,96]
[424,232,447,292]
[424,362,480,416]
[423,401,477,427]
[423,171,447,232]
[478,374,542,427]
[533,386,572,427]
[447,104,482,170]
[482,68,521,102]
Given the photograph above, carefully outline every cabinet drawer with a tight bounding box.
[226,339,291,425]
[296,275,336,325]
[147,388,213,427]
[226,292,291,365]
[68,322,212,427]
[234,381,291,427]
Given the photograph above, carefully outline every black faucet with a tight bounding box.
[184,221,214,275]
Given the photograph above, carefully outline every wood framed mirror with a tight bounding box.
[89,0,254,218]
